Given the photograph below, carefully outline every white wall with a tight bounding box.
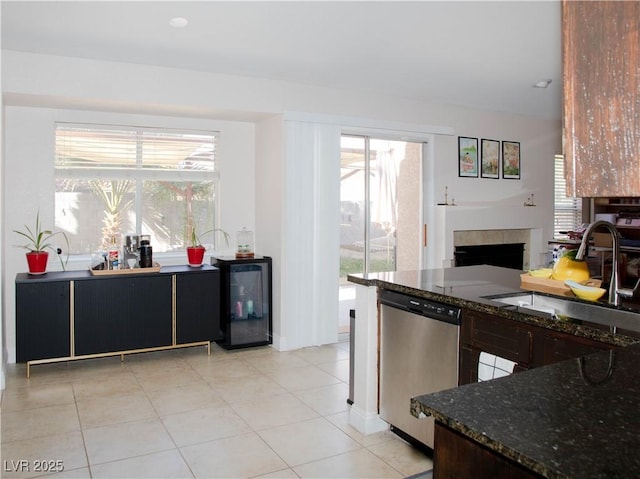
[2,51,561,365]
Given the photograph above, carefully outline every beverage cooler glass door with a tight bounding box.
[229,263,270,346]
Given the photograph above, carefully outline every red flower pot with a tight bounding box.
[26,251,49,274]
[186,246,206,266]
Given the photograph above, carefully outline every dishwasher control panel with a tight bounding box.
[379,289,461,325]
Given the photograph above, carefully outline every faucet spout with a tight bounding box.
[575,220,621,305]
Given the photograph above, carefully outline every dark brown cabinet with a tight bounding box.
[433,423,543,479]
[532,330,610,366]
[459,309,532,385]
[562,0,640,197]
[15,266,220,375]
[459,307,613,385]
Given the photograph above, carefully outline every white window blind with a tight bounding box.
[55,123,220,254]
[554,154,582,238]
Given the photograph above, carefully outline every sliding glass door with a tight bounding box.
[339,134,423,333]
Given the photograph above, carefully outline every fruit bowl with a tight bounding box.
[564,280,607,302]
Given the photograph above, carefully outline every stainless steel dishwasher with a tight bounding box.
[379,289,460,450]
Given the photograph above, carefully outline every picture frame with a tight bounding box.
[480,139,500,179]
[458,136,478,177]
[502,141,521,179]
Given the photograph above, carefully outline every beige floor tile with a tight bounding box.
[267,365,340,392]
[2,337,433,479]
[210,374,288,403]
[317,358,350,382]
[83,418,175,465]
[146,382,226,417]
[71,371,142,401]
[127,352,193,376]
[90,449,193,479]
[324,411,397,447]
[1,403,80,443]
[1,382,75,412]
[38,467,92,478]
[0,431,87,479]
[254,468,300,479]
[135,368,204,393]
[367,437,433,477]
[193,358,261,381]
[242,350,311,373]
[180,432,286,478]
[76,390,157,428]
[4,363,70,389]
[64,357,132,381]
[258,417,361,467]
[161,405,251,447]
[292,345,349,365]
[293,448,403,478]
[293,382,350,416]
[231,392,319,431]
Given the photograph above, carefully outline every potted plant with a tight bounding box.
[14,210,69,274]
[187,226,229,266]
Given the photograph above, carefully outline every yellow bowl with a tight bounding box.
[565,280,606,301]
[528,268,553,278]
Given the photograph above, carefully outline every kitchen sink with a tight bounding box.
[483,291,640,333]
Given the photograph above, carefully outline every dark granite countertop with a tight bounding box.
[411,343,640,479]
[348,265,640,347]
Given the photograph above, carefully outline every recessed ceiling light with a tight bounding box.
[533,79,552,88]
[170,17,189,28]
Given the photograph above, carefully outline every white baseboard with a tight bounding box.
[348,404,388,435]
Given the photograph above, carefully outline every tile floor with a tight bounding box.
[1,340,433,478]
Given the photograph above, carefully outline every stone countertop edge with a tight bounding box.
[348,266,640,348]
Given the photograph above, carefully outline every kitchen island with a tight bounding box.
[348,265,640,477]
[411,344,640,478]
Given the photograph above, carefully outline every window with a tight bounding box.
[55,123,220,254]
[554,154,582,238]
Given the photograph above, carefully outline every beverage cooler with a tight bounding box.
[211,256,272,349]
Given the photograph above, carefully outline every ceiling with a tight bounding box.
[1,1,563,120]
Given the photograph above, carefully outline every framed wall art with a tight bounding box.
[480,139,500,179]
[502,141,521,179]
[458,136,478,177]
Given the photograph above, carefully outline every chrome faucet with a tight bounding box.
[575,220,639,306]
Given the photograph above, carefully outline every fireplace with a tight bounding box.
[454,243,525,270]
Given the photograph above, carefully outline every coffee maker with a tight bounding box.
[122,234,139,268]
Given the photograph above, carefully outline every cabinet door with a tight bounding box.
[532,330,612,367]
[74,275,172,355]
[175,271,221,343]
[16,281,70,362]
[563,0,640,196]
[434,423,543,479]
[461,309,532,365]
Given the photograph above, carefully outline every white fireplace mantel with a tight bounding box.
[427,204,549,270]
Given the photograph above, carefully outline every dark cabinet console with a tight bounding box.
[15,265,220,376]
